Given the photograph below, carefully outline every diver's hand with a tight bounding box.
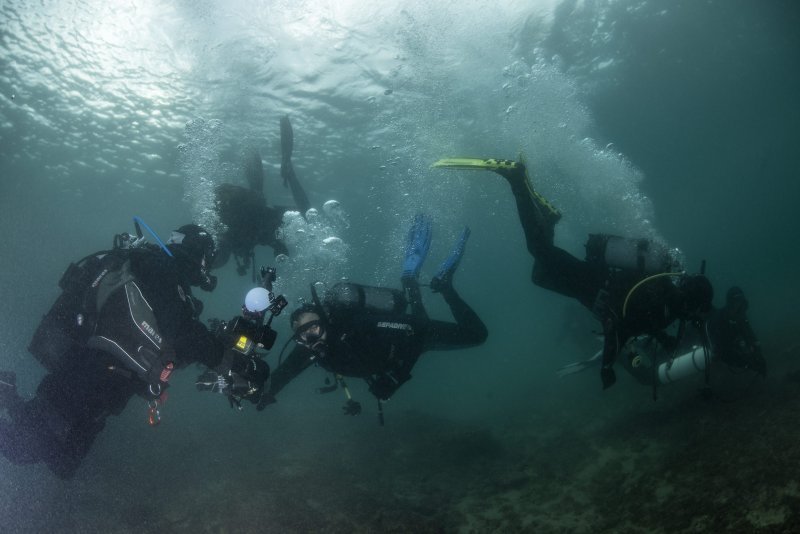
[201,352,270,405]
[342,399,362,416]
[196,370,229,393]
[601,366,617,390]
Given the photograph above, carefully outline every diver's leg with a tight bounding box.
[401,214,433,319]
[245,150,265,194]
[532,246,602,309]
[0,371,42,464]
[211,236,233,270]
[431,227,470,292]
[280,116,311,214]
[433,158,560,258]
[0,371,17,409]
[427,285,488,348]
[496,164,600,306]
[403,277,428,320]
[497,162,561,258]
[2,357,136,478]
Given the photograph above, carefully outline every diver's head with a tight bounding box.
[677,274,713,318]
[167,224,217,291]
[290,304,328,359]
[725,286,749,319]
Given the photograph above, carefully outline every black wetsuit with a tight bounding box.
[0,248,224,479]
[504,166,687,387]
[268,280,487,402]
[706,305,765,376]
[213,116,311,273]
[214,182,296,261]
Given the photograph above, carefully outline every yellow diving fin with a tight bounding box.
[432,158,520,172]
[433,156,561,222]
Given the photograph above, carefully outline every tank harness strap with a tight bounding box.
[622,272,684,319]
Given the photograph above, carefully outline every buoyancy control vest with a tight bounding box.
[28,247,177,396]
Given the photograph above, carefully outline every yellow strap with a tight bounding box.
[622,272,684,318]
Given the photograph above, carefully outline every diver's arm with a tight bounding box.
[265,345,314,400]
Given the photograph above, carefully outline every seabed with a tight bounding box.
[2,328,799,533]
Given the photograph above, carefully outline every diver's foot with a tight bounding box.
[432,157,561,223]
[431,227,470,293]
[429,275,451,293]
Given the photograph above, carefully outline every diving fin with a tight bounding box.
[556,350,603,378]
[431,226,470,292]
[280,115,294,187]
[402,213,433,281]
[433,155,561,223]
[279,115,311,213]
[432,158,520,173]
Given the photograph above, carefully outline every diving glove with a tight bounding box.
[431,226,470,292]
[402,213,433,280]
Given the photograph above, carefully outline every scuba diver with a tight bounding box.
[558,285,766,393]
[432,157,764,391]
[0,219,268,479]
[213,115,312,276]
[705,286,765,374]
[259,214,488,422]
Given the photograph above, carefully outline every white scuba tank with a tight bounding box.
[657,345,708,385]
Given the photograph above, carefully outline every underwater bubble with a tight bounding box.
[283,210,302,222]
[322,199,340,213]
[275,253,289,263]
[323,236,343,246]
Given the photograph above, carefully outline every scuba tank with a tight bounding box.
[28,250,130,372]
[323,282,407,315]
[657,346,707,385]
[585,234,674,275]
[621,336,709,386]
